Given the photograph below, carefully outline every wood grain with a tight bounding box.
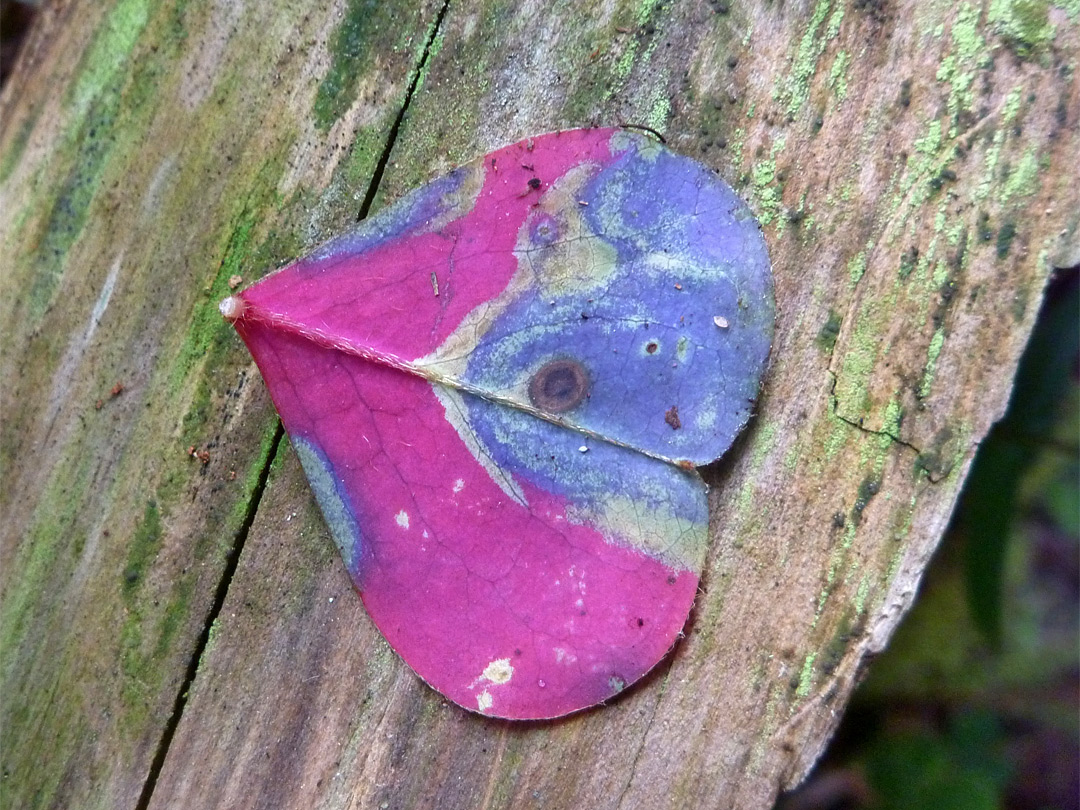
[1,1,1075,808]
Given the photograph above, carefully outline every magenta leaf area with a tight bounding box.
[223,128,773,719]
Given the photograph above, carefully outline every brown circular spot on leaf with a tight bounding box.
[528,359,589,414]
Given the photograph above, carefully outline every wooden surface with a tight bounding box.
[1,1,1076,808]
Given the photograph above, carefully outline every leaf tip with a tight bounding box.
[219,295,246,322]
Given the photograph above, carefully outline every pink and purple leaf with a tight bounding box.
[221,128,773,719]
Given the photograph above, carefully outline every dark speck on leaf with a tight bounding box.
[527,177,541,190]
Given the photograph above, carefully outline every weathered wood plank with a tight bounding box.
[0,1,440,808]
[2,0,1076,809]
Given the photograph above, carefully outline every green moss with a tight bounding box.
[122,500,163,597]
[26,97,119,323]
[730,420,779,536]
[0,113,36,184]
[914,119,942,157]
[168,211,256,392]
[0,450,98,809]
[412,25,444,95]
[313,0,411,131]
[228,421,283,529]
[974,86,1025,202]
[167,142,291,399]
[934,3,989,137]
[915,426,958,480]
[853,571,872,615]
[819,611,862,676]
[69,0,152,116]
[899,246,919,279]
[0,455,92,671]
[152,576,192,659]
[818,310,842,353]
[751,159,779,224]
[851,475,882,525]
[995,220,1018,258]
[14,0,169,326]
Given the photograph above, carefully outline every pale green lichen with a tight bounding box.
[988,0,1056,58]
[934,3,988,137]
[932,259,950,288]
[847,248,868,285]
[853,573,872,615]
[974,85,1025,201]
[881,397,902,438]
[733,420,779,528]
[749,136,787,227]
[777,0,845,117]
[828,49,850,101]
[914,119,943,156]
[1000,146,1042,202]
[822,410,850,465]
[646,91,672,134]
[919,327,947,398]
[796,653,817,698]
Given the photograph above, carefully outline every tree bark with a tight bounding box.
[1,1,1075,808]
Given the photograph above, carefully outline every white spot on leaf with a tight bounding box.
[481,658,514,685]
[477,690,494,711]
[395,510,410,529]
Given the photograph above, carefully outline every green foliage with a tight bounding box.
[961,270,1078,645]
[865,711,1011,810]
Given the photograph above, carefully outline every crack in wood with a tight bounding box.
[133,5,455,807]
[825,369,927,462]
[134,422,285,810]
[356,0,452,222]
